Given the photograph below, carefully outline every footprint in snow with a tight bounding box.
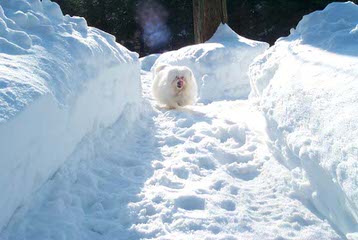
[174,195,205,211]
[172,166,189,179]
[211,180,227,191]
[226,162,261,181]
[220,200,236,211]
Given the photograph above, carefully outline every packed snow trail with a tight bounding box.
[1,70,342,240]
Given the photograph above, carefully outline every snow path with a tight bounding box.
[1,71,341,239]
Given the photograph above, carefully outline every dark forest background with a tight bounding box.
[54,0,358,56]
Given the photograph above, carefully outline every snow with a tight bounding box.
[140,53,160,72]
[1,1,358,239]
[152,24,269,104]
[0,0,141,232]
[250,1,358,237]
[1,71,341,239]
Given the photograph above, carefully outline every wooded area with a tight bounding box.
[54,0,358,56]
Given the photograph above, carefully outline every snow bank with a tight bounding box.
[152,24,268,103]
[140,53,160,72]
[0,0,141,231]
[250,2,358,237]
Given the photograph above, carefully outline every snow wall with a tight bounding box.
[250,2,358,237]
[0,0,141,231]
[152,24,269,104]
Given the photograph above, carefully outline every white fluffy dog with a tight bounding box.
[152,64,198,109]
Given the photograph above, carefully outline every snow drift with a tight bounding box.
[152,24,269,103]
[250,1,358,237]
[140,53,160,72]
[0,0,141,231]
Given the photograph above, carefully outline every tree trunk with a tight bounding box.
[193,0,228,43]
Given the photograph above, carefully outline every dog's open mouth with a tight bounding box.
[177,78,184,89]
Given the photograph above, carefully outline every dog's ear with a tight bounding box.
[154,64,169,75]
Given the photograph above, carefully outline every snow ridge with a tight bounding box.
[0,0,141,231]
[250,1,358,237]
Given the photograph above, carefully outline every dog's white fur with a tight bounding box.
[152,64,198,109]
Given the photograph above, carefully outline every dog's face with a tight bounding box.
[153,64,198,108]
[169,68,192,92]
[174,76,185,90]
